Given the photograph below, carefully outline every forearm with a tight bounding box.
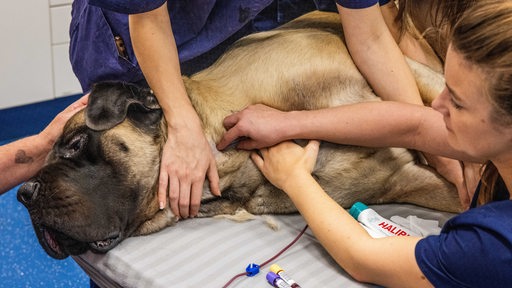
[129,3,221,216]
[129,2,197,125]
[0,95,87,195]
[284,101,422,147]
[253,141,429,287]
[379,2,443,73]
[0,135,52,194]
[292,179,428,287]
[284,101,475,160]
[336,3,423,105]
[282,174,380,278]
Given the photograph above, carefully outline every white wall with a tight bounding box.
[0,0,81,110]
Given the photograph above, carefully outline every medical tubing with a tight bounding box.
[222,225,309,288]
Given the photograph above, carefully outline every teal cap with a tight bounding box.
[349,202,368,220]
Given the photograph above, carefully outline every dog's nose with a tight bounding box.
[17,180,41,205]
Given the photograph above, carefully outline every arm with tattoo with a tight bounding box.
[0,135,53,194]
[0,95,88,195]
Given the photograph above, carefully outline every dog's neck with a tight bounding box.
[157,97,225,164]
[181,76,231,144]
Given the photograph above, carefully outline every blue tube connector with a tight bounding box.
[245,263,260,277]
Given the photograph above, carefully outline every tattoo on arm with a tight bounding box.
[15,150,34,164]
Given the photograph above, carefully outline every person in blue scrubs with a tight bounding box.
[217,0,512,286]
[70,0,342,219]
[0,96,88,195]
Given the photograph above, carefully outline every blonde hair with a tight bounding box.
[396,0,476,61]
[451,0,512,204]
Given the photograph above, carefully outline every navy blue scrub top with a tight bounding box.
[416,179,512,287]
[69,0,336,92]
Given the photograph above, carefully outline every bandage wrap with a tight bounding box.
[336,0,390,9]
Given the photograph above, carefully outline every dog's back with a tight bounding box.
[187,11,443,141]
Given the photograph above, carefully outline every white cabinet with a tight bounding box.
[0,0,54,109]
[50,5,72,44]
[53,44,81,97]
[0,0,81,110]
[50,2,82,97]
[50,0,74,6]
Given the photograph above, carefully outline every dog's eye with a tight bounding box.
[117,141,129,153]
[61,134,88,159]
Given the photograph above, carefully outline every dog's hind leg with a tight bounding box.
[199,183,297,217]
[198,197,245,217]
[242,184,297,215]
[212,208,257,222]
[378,161,462,213]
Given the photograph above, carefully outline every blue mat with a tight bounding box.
[0,95,90,287]
[0,95,81,143]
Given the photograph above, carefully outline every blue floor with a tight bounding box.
[0,95,90,287]
[0,187,89,287]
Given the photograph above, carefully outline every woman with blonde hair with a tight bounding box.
[218,1,512,286]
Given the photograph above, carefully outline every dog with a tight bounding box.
[17,11,460,260]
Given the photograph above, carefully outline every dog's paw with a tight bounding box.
[213,208,281,231]
[213,208,256,222]
[262,215,280,231]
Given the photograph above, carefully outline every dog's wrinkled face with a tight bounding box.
[17,82,166,259]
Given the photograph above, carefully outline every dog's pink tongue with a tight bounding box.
[44,229,62,255]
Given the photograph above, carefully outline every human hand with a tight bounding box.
[158,118,221,218]
[39,94,89,146]
[251,140,320,192]
[217,104,290,151]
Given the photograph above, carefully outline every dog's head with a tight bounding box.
[17,82,175,259]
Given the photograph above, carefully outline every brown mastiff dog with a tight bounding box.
[17,11,460,259]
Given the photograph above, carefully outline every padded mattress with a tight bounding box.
[74,204,456,288]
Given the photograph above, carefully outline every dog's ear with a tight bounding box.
[85,82,162,131]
